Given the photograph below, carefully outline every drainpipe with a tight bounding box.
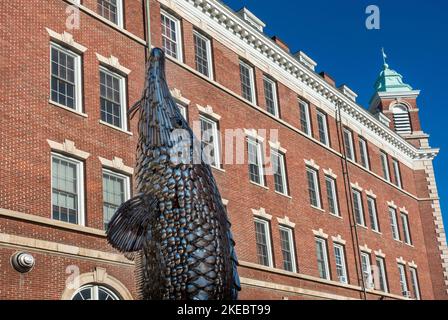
[144,0,152,58]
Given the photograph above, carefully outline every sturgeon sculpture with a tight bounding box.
[106,48,241,300]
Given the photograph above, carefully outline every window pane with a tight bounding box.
[359,138,369,169]
[307,168,320,208]
[376,257,388,292]
[248,139,262,185]
[334,245,347,283]
[352,190,364,226]
[97,0,119,25]
[161,13,180,59]
[389,208,400,240]
[381,152,390,181]
[299,100,310,135]
[264,77,278,116]
[200,117,219,168]
[326,177,338,215]
[343,129,354,160]
[194,32,211,78]
[50,46,77,109]
[367,197,379,232]
[401,213,412,245]
[103,172,127,229]
[398,264,409,296]
[100,69,124,128]
[280,228,294,272]
[272,151,286,194]
[240,62,254,102]
[317,112,329,145]
[255,220,271,266]
[315,239,328,279]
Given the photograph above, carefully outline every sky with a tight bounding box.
[223,0,448,236]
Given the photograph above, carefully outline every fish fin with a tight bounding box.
[106,194,158,253]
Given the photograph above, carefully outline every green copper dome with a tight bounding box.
[373,63,413,93]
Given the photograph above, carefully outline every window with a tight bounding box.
[333,244,348,284]
[279,227,296,272]
[97,0,123,27]
[100,67,127,129]
[200,116,220,168]
[392,159,402,188]
[367,197,380,232]
[358,138,370,170]
[299,99,311,136]
[248,138,264,186]
[352,189,365,226]
[263,77,279,117]
[193,30,213,79]
[51,154,84,225]
[317,111,329,146]
[239,61,256,103]
[409,267,421,300]
[375,257,388,293]
[103,170,130,229]
[401,213,412,245]
[325,176,339,216]
[254,219,273,267]
[343,129,355,161]
[392,104,412,135]
[398,264,409,297]
[307,168,321,208]
[50,43,82,111]
[315,238,330,280]
[389,207,400,241]
[361,253,373,289]
[161,10,182,60]
[271,150,288,195]
[72,285,120,300]
[380,151,390,182]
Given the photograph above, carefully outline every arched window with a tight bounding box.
[392,104,412,135]
[72,285,120,300]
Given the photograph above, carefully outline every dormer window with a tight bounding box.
[392,104,412,135]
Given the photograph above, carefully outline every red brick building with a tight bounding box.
[1,0,447,300]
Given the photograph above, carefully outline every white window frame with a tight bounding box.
[367,197,380,232]
[409,267,421,300]
[161,10,183,61]
[263,76,279,117]
[375,256,389,293]
[389,207,400,241]
[361,252,374,289]
[334,244,348,284]
[199,115,221,169]
[50,42,83,113]
[392,159,402,188]
[97,0,124,28]
[398,263,409,297]
[177,103,187,121]
[271,149,288,195]
[299,99,312,136]
[193,30,213,79]
[315,237,330,280]
[358,137,370,170]
[352,189,365,227]
[325,176,339,216]
[72,284,120,300]
[401,212,412,245]
[99,66,127,130]
[248,138,265,186]
[307,167,322,209]
[254,218,273,268]
[102,169,131,227]
[317,110,330,146]
[380,151,391,182]
[343,128,355,161]
[279,226,296,273]
[239,60,256,104]
[51,153,85,226]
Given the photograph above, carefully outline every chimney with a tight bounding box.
[271,36,290,53]
[319,72,336,87]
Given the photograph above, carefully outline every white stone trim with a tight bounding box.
[252,208,272,221]
[313,228,328,239]
[98,157,134,175]
[374,249,386,258]
[47,139,90,160]
[365,189,377,198]
[197,104,222,121]
[304,159,320,170]
[269,141,287,154]
[396,257,406,265]
[222,198,229,206]
[277,216,295,229]
[399,207,409,214]
[95,53,131,75]
[323,168,337,179]
[331,235,346,245]
[170,88,191,106]
[359,244,372,254]
[46,28,87,53]
[350,182,363,192]
[387,201,398,209]
[244,129,265,142]
[408,261,418,269]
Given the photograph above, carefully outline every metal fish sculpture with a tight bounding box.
[106,48,241,300]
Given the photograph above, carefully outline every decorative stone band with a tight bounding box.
[313,229,329,239]
[304,159,320,170]
[46,28,87,53]
[252,208,272,221]
[47,139,90,160]
[99,156,134,175]
[197,104,222,121]
[331,235,346,245]
[96,53,131,75]
[277,216,296,229]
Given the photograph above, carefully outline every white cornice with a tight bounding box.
[171,0,438,164]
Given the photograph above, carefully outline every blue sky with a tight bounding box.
[224,0,448,235]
